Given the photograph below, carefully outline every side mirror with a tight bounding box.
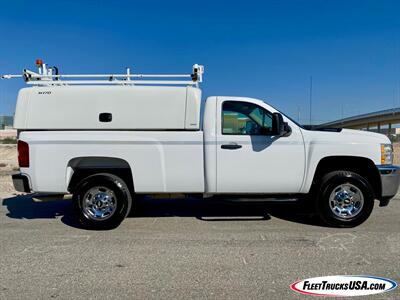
[273,112,291,136]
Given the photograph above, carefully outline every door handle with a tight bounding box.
[221,143,242,150]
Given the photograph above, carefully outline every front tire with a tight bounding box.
[316,171,374,228]
[73,173,132,230]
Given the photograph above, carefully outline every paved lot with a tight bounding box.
[0,191,398,300]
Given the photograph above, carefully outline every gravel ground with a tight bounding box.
[0,189,399,299]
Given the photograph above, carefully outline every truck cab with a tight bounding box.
[203,96,305,194]
[4,61,400,229]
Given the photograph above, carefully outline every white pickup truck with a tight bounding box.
[4,61,400,229]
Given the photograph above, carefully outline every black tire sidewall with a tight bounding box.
[73,174,131,229]
[318,172,374,227]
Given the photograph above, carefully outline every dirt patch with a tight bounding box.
[0,176,16,197]
[0,145,18,198]
[0,144,18,175]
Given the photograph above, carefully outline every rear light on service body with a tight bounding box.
[18,140,30,168]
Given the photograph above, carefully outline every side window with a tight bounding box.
[222,101,274,135]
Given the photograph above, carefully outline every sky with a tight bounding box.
[0,0,399,124]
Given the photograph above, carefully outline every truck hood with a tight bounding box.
[340,128,390,143]
[302,127,390,144]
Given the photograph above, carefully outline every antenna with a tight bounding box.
[309,76,313,126]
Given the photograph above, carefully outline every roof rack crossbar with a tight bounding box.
[25,80,197,85]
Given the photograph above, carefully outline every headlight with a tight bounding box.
[381,143,393,165]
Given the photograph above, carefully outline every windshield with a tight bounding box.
[280,111,305,129]
[262,101,306,129]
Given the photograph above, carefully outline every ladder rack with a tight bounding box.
[1,59,204,87]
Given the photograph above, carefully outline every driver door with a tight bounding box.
[216,97,305,193]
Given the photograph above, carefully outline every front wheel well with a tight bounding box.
[312,156,381,199]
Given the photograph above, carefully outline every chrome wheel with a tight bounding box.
[329,183,364,219]
[82,186,117,220]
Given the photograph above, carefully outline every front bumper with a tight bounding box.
[11,173,31,193]
[377,165,400,206]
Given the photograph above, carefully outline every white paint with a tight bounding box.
[14,86,201,130]
[215,97,305,193]
[20,131,205,193]
[14,87,389,195]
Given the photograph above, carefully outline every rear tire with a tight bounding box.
[73,173,132,230]
[316,171,374,228]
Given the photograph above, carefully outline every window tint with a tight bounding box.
[222,101,274,135]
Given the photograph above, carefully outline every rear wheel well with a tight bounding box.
[67,157,134,195]
[312,156,381,199]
